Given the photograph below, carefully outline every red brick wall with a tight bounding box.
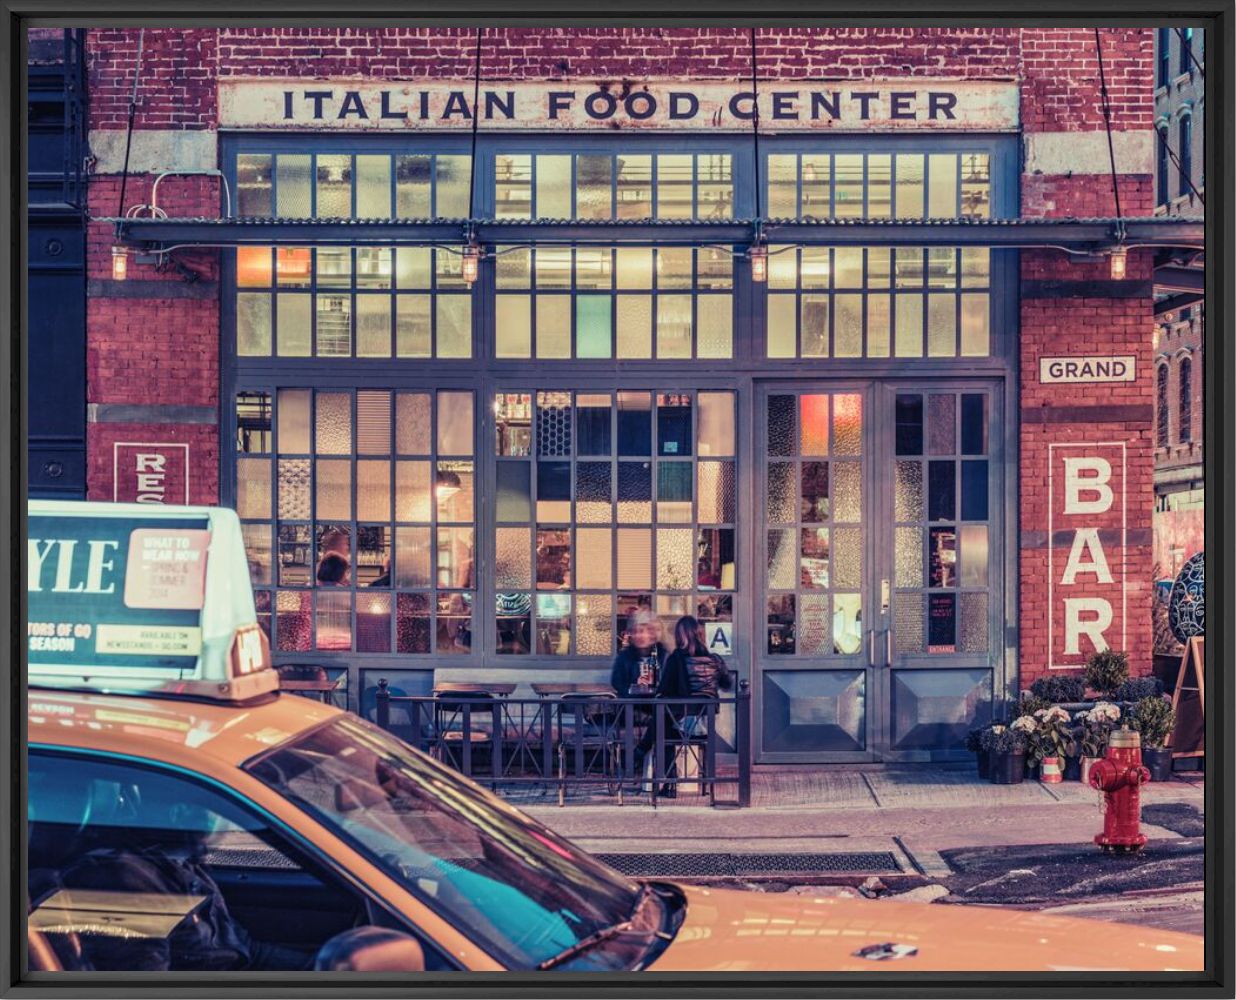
[87,423,220,507]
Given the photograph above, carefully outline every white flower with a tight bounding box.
[1074,710,1090,722]
[1043,706,1071,724]
[1091,702,1121,722]
[1033,708,1049,719]
[1010,715,1038,733]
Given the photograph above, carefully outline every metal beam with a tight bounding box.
[1154,264,1206,294]
[102,216,1205,252]
[1154,291,1204,316]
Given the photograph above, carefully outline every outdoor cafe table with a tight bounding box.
[433,682,517,697]
[530,683,616,698]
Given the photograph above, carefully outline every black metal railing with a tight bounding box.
[373,678,752,808]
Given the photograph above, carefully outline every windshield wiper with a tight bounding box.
[536,885,659,971]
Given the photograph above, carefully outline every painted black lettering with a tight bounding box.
[548,91,575,119]
[441,91,472,120]
[669,92,699,119]
[728,92,757,121]
[304,90,334,119]
[890,91,917,120]
[624,91,656,120]
[485,90,515,120]
[810,91,841,120]
[337,91,369,120]
[771,92,799,120]
[419,91,430,120]
[929,92,958,120]
[283,91,293,119]
[851,92,879,120]
[585,90,617,120]
[380,91,407,120]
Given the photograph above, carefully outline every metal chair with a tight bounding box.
[557,692,621,805]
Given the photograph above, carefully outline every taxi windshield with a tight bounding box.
[244,715,652,970]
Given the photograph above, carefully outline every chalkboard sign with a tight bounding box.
[1170,636,1205,760]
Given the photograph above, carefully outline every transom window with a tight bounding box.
[495,152,733,219]
[235,388,476,656]
[765,151,990,218]
[494,246,733,359]
[493,389,736,656]
[236,151,471,218]
[236,246,472,358]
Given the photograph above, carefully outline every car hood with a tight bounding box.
[649,885,1204,972]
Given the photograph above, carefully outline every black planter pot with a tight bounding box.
[1143,746,1174,782]
[1024,758,1040,781]
[990,751,1026,785]
[976,750,991,779]
[1063,755,1082,781]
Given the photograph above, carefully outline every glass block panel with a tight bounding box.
[616,247,653,289]
[800,527,829,590]
[895,593,925,654]
[394,461,431,522]
[237,294,272,356]
[495,461,531,523]
[833,394,862,456]
[315,459,351,520]
[960,248,990,287]
[277,459,310,520]
[576,528,613,590]
[768,395,795,456]
[766,529,795,591]
[617,528,652,590]
[237,154,272,216]
[276,293,311,356]
[959,524,989,587]
[395,526,431,588]
[617,461,652,522]
[356,591,391,654]
[576,154,612,220]
[960,294,990,357]
[767,293,797,359]
[894,461,923,521]
[800,295,829,358]
[698,461,735,524]
[396,592,432,654]
[616,295,653,359]
[697,294,733,359]
[575,595,614,656]
[434,155,470,218]
[437,391,473,455]
[798,595,832,656]
[576,462,612,523]
[656,295,692,359]
[927,393,956,456]
[928,153,958,217]
[927,294,956,357]
[495,295,531,358]
[895,526,924,588]
[535,391,572,457]
[894,295,923,358]
[314,393,351,455]
[832,526,862,590]
[535,528,570,590]
[315,590,352,651]
[315,155,352,218]
[535,154,572,219]
[697,527,734,590]
[436,296,472,359]
[959,592,989,652]
[801,462,829,523]
[767,154,798,217]
[834,294,863,358]
[697,392,734,457]
[396,295,431,357]
[235,458,270,519]
[867,294,891,358]
[928,460,956,521]
[831,461,862,523]
[355,296,391,358]
[357,460,390,522]
[355,155,391,218]
[656,528,693,590]
[275,155,312,217]
[495,527,531,589]
[275,590,312,652]
[767,595,796,655]
[766,463,796,524]
[395,247,432,289]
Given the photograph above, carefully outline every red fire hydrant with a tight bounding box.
[1088,725,1151,854]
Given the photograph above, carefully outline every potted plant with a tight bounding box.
[1075,701,1121,784]
[1131,695,1176,781]
[1030,674,1088,707]
[988,719,1030,784]
[1084,650,1130,700]
[1028,707,1073,783]
[965,726,991,779]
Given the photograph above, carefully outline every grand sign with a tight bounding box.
[1047,443,1127,670]
[219,79,1019,132]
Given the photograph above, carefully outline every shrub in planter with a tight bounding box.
[1084,650,1130,698]
[988,723,1028,785]
[1074,702,1120,781]
[1131,695,1176,781]
[1016,693,1053,718]
[1030,674,1088,705]
[1113,676,1164,703]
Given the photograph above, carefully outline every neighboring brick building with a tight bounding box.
[69,27,1200,762]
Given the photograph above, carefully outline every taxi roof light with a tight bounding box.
[27,500,279,703]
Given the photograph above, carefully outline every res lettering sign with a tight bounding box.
[1048,443,1127,669]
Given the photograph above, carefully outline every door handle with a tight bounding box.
[868,630,876,668]
[885,628,893,667]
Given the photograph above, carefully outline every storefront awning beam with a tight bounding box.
[104,217,1204,252]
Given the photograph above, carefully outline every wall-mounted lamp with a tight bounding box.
[748,243,768,284]
[111,246,129,281]
[1109,247,1128,281]
[461,244,482,286]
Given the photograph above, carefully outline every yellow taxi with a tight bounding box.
[26,501,1204,974]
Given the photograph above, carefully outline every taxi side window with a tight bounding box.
[27,752,452,973]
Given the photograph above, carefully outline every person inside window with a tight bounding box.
[316,552,350,586]
[609,608,666,696]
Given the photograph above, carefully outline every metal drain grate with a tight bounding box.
[596,851,901,878]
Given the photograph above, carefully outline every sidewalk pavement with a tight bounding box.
[519,769,1206,869]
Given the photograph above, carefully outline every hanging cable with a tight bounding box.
[1092,28,1124,230]
[749,27,761,219]
[1174,27,1204,79]
[466,28,483,222]
[115,28,145,219]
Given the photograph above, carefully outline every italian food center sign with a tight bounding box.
[219,79,1019,132]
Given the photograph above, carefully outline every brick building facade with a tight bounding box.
[73,27,1184,761]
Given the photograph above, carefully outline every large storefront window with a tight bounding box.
[494,152,733,219]
[494,246,732,359]
[235,388,476,655]
[493,389,736,656]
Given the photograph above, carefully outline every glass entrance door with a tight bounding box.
[756,381,1003,762]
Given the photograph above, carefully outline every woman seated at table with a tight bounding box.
[609,608,667,696]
